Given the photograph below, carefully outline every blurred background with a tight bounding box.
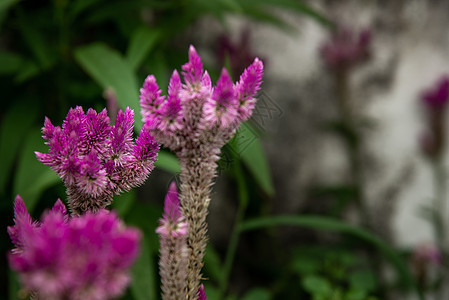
[1,0,449,299]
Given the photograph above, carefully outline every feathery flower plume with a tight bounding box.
[140,45,264,299]
[35,106,160,214]
[156,182,188,300]
[8,195,140,300]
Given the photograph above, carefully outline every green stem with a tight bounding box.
[219,158,248,298]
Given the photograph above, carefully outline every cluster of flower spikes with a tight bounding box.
[140,45,263,157]
[140,45,263,299]
[320,25,371,72]
[8,195,140,300]
[156,182,189,300]
[35,106,160,214]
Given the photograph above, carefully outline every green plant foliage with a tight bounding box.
[74,43,141,127]
[241,287,271,300]
[155,150,181,174]
[126,27,160,71]
[0,101,38,197]
[129,236,157,300]
[234,122,274,196]
[13,127,60,214]
[239,215,423,299]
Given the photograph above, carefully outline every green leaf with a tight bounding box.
[0,100,38,196]
[126,27,160,71]
[204,244,224,285]
[235,122,274,196]
[18,13,54,69]
[241,287,271,300]
[111,189,137,218]
[69,0,104,19]
[0,0,20,12]
[349,270,376,292]
[240,0,332,27]
[14,60,40,82]
[130,235,157,300]
[203,284,221,300]
[154,150,180,174]
[13,127,60,214]
[239,215,423,300]
[0,51,24,74]
[74,43,141,127]
[302,275,332,297]
[125,201,161,253]
[8,269,20,300]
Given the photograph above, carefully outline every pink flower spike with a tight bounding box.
[204,68,238,128]
[140,75,165,115]
[169,70,182,97]
[164,182,182,222]
[198,284,207,300]
[156,182,188,238]
[236,57,264,121]
[111,107,135,156]
[42,117,55,141]
[182,45,204,85]
[51,199,67,217]
[7,195,34,249]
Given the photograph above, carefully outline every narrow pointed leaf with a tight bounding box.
[74,43,141,127]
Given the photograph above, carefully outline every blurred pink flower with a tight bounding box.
[419,75,449,159]
[320,26,371,71]
[8,195,140,300]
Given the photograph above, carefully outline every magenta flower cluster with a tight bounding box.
[36,106,159,213]
[140,45,263,153]
[320,26,371,71]
[8,195,140,300]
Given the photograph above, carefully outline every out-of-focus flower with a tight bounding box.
[7,195,140,300]
[156,182,188,300]
[411,243,442,288]
[420,76,449,159]
[217,29,264,79]
[103,88,119,123]
[413,244,442,265]
[35,106,159,214]
[320,26,371,72]
[421,76,449,111]
[140,45,263,299]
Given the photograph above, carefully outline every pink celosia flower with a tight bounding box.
[156,182,188,300]
[35,106,160,214]
[320,26,371,71]
[140,45,263,151]
[141,46,263,299]
[8,195,140,300]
